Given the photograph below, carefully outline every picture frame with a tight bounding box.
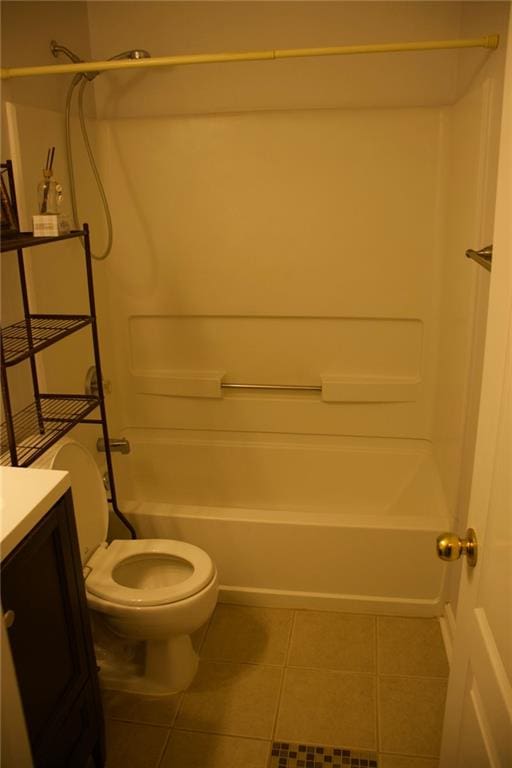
[1,167,18,237]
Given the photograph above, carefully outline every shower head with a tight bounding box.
[50,41,151,80]
[50,40,83,64]
[108,49,151,61]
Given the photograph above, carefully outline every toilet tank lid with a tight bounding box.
[35,438,109,565]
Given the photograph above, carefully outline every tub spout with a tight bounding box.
[97,437,131,455]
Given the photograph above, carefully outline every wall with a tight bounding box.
[0,2,114,477]
[1,1,97,449]
[1,1,95,116]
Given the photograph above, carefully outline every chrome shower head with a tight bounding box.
[50,40,83,64]
[50,41,151,80]
[108,49,151,61]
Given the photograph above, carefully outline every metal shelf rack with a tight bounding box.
[0,160,135,537]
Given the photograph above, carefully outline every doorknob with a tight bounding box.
[436,528,478,567]
[3,610,15,629]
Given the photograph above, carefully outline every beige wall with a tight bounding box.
[1,1,94,116]
[1,1,95,429]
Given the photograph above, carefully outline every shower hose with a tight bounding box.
[65,75,113,261]
[64,75,137,539]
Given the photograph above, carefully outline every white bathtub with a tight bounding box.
[117,431,450,616]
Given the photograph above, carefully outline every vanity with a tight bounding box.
[0,467,105,768]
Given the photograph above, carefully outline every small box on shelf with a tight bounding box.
[32,214,71,237]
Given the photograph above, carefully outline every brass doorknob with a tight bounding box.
[3,610,15,629]
[436,528,478,567]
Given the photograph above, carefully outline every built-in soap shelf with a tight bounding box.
[133,371,421,403]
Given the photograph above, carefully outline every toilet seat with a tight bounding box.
[85,538,215,607]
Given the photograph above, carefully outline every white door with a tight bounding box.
[439,16,512,768]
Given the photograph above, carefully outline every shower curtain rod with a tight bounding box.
[0,34,499,80]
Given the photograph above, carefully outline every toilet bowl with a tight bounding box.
[37,438,218,694]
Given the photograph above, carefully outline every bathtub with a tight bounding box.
[118,431,450,617]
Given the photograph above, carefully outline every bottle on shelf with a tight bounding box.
[37,169,63,215]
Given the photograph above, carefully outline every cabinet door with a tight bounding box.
[1,492,95,759]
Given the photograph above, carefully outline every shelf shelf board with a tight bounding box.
[1,230,84,253]
[1,394,100,467]
[1,314,93,366]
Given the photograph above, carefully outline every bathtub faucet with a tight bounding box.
[96,437,131,455]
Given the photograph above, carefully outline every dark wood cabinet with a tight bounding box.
[1,490,105,767]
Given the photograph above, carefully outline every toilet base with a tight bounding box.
[146,634,199,692]
[97,634,199,696]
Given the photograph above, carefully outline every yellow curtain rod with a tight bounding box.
[0,34,499,80]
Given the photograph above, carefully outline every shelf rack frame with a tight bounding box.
[1,160,135,537]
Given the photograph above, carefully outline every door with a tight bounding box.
[439,15,512,768]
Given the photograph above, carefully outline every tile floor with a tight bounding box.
[103,604,449,768]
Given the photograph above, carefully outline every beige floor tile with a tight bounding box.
[160,730,270,768]
[102,689,182,726]
[175,660,282,739]
[105,719,169,768]
[379,755,438,768]
[379,676,447,757]
[275,667,376,749]
[377,617,449,678]
[288,611,376,673]
[201,604,293,665]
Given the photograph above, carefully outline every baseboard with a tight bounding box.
[219,585,444,617]
[439,601,456,665]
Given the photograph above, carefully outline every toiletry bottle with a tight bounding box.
[37,169,63,215]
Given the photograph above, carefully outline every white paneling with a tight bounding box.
[129,315,423,385]
[104,107,443,437]
[87,1,465,116]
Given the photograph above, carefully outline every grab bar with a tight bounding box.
[466,244,492,271]
[221,382,322,392]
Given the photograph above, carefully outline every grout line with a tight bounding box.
[284,664,377,676]
[105,716,170,729]
[378,749,441,759]
[197,607,215,655]
[271,609,297,743]
[154,727,172,768]
[270,666,286,743]
[106,714,180,727]
[170,691,184,727]
[374,615,380,755]
[377,672,450,681]
[171,725,272,743]
[198,657,286,668]
[174,688,187,723]
[284,609,296,667]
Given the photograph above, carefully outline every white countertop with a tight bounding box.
[0,467,70,561]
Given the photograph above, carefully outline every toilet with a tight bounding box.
[37,438,218,695]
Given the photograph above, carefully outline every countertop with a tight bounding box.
[0,467,70,561]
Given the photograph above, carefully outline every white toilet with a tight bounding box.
[38,438,218,694]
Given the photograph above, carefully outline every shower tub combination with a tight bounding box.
[120,432,449,617]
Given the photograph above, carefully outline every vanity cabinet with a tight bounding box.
[1,488,105,767]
